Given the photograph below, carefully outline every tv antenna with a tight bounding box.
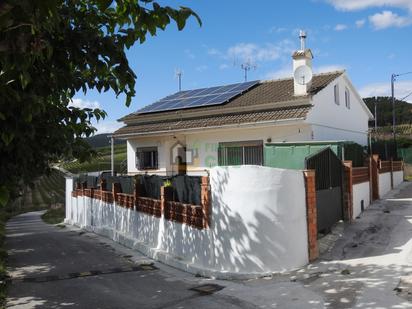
[240,60,256,82]
[175,69,183,91]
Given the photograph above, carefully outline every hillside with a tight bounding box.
[85,133,126,149]
[62,144,127,174]
[364,96,412,127]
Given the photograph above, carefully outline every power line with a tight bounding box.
[400,90,412,102]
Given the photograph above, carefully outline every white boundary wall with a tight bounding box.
[379,172,392,198]
[65,166,309,279]
[353,182,370,219]
[393,171,404,188]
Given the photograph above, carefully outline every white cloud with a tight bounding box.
[69,98,100,109]
[210,40,294,65]
[355,19,366,28]
[184,49,195,59]
[219,64,230,70]
[334,24,348,31]
[227,43,281,63]
[315,65,346,73]
[207,48,222,56]
[93,120,123,134]
[326,0,412,12]
[269,26,287,34]
[369,10,412,29]
[195,65,208,72]
[265,67,292,80]
[359,80,412,102]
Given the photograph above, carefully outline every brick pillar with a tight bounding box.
[390,159,394,189]
[303,170,318,262]
[112,183,121,204]
[200,176,211,228]
[100,179,106,191]
[160,186,165,216]
[371,155,379,200]
[133,180,141,211]
[343,161,353,222]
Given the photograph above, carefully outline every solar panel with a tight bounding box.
[137,80,259,114]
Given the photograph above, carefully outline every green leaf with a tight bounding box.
[1,132,14,145]
[0,186,9,207]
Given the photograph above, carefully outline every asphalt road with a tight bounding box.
[5,212,252,309]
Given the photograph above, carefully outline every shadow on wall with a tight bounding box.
[208,166,309,273]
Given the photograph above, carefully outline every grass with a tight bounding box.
[62,144,127,174]
[41,208,65,225]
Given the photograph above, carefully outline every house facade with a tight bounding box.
[114,35,373,176]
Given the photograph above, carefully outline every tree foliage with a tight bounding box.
[0,0,200,204]
[364,96,412,127]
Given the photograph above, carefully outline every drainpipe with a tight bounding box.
[111,136,114,176]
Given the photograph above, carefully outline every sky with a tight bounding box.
[73,0,412,135]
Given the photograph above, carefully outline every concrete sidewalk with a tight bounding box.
[6,181,412,308]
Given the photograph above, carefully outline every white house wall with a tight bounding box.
[379,172,392,197]
[352,182,370,219]
[126,123,312,176]
[305,74,371,146]
[127,136,176,175]
[393,171,404,188]
[65,166,309,278]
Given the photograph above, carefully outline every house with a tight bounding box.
[113,32,374,176]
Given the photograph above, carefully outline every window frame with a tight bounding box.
[345,87,350,109]
[218,140,263,166]
[136,147,159,170]
[334,84,340,105]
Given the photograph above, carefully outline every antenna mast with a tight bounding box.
[175,69,183,91]
[240,60,256,82]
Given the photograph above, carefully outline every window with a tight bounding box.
[218,140,263,166]
[334,84,340,105]
[345,87,350,109]
[136,147,158,170]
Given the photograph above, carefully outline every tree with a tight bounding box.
[0,0,201,205]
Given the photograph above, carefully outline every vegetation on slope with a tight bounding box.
[364,97,412,127]
[62,144,127,174]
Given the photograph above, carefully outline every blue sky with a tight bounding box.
[72,0,412,134]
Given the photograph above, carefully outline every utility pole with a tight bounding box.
[391,71,412,142]
[110,136,114,176]
[391,73,396,140]
[374,96,377,132]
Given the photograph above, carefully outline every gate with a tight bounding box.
[306,148,344,233]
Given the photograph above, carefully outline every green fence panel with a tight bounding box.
[263,142,353,170]
[398,148,412,164]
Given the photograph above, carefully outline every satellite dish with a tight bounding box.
[294,65,313,85]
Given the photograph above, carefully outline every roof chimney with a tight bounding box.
[293,30,314,96]
[299,30,306,51]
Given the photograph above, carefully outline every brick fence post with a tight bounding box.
[112,183,121,204]
[201,176,210,229]
[303,170,318,262]
[371,155,380,200]
[343,161,353,222]
[133,179,141,211]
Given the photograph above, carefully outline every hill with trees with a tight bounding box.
[364,97,412,127]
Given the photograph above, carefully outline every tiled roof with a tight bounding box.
[113,105,312,137]
[114,71,343,137]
